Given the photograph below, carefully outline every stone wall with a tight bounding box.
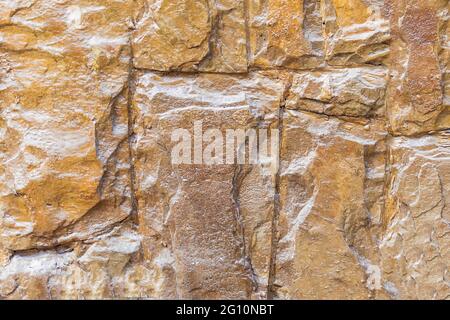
[0,0,448,299]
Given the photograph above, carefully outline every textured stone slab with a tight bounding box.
[323,0,390,66]
[248,0,324,69]
[380,132,450,299]
[131,71,288,298]
[286,67,387,117]
[274,110,388,299]
[385,0,449,135]
[0,222,152,299]
[0,0,134,250]
[132,0,247,73]
[0,0,449,301]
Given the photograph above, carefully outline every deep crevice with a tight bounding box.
[126,42,139,226]
[231,164,259,295]
[267,74,293,300]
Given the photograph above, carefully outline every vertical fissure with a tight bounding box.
[231,164,259,295]
[243,0,251,69]
[267,75,293,299]
[126,38,139,226]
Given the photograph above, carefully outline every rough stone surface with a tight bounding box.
[130,71,287,299]
[380,133,450,299]
[385,0,449,135]
[275,111,388,299]
[248,0,324,69]
[286,66,387,117]
[323,0,390,66]
[0,0,134,250]
[0,0,449,300]
[132,0,247,73]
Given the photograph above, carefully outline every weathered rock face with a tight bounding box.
[286,66,387,117]
[0,0,134,250]
[248,0,324,69]
[131,71,287,299]
[132,0,247,73]
[275,111,388,299]
[385,0,449,135]
[324,0,390,66]
[0,0,449,300]
[380,133,450,299]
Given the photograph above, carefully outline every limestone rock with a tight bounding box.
[380,132,450,299]
[286,67,387,117]
[132,0,247,73]
[0,223,156,299]
[323,0,390,66]
[274,111,388,299]
[0,0,134,250]
[0,0,449,301]
[248,0,324,69]
[385,0,450,135]
[131,71,288,299]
